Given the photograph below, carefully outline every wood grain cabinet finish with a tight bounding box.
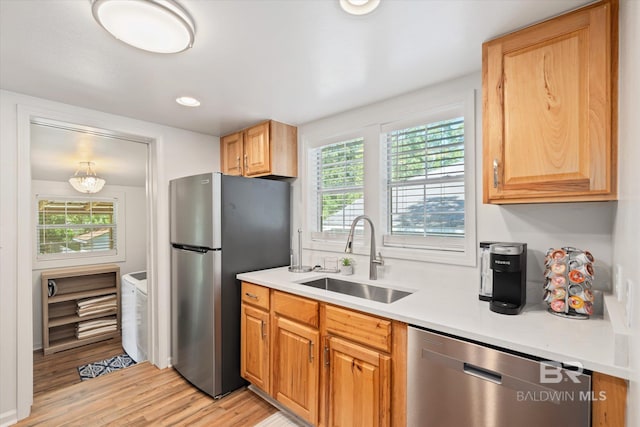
[240,304,270,393]
[220,120,297,178]
[272,315,320,425]
[41,264,121,355]
[220,131,244,176]
[483,0,618,204]
[238,282,407,427]
[326,336,391,427]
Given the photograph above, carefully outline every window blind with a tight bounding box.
[385,117,465,248]
[311,138,364,236]
[37,199,117,256]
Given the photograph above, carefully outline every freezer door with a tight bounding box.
[171,246,222,397]
[169,172,221,249]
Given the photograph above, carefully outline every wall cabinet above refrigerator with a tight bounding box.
[220,120,298,178]
[482,0,618,204]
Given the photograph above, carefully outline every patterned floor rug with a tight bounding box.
[77,353,136,381]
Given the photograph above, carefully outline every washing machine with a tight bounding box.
[121,271,147,362]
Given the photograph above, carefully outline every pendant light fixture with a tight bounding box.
[91,0,196,54]
[69,162,106,194]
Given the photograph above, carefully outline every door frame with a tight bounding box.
[15,104,163,419]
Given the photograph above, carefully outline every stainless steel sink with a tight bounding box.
[298,277,413,304]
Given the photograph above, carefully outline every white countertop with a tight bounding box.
[238,266,631,380]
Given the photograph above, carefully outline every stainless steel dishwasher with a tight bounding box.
[407,326,591,427]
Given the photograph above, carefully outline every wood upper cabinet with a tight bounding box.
[483,0,618,204]
[326,336,391,427]
[240,304,270,392]
[220,120,298,178]
[272,315,320,425]
[220,131,244,176]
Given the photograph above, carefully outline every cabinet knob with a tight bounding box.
[493,159,499,188]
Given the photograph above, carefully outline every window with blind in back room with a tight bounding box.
[385,116,465,250]
[310,137,364,237]
[37,198,118,258]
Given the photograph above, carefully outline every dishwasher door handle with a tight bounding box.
[463,363,503,384]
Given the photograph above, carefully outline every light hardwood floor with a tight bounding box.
[20,339,277,426]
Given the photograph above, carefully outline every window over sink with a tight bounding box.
[302,84,476,266]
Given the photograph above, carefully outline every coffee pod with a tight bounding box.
[551,262,567,275]
[550,299,566,313]
[569,269,585,284]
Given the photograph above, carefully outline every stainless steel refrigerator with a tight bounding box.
[170,172,290,398]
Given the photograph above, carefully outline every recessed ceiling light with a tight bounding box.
[91,0,196,54]
[339,0,380,15]
[176,96,201,107]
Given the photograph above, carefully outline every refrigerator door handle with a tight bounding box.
[172,243,213,253]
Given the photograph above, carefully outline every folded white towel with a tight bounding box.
[76,325,118,339]
[77,294,117,308]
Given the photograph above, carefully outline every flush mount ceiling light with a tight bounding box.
[339,0,380,15]
[91,0,196,53]
[176,96,201,107]
[69,162,106,194]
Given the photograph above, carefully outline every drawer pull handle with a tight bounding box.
[244,154,249,174]
[309,342,314,363]
[493,159,499,188]
[261,320,266,339]
[245,292,258,300]
[324,345,330,366]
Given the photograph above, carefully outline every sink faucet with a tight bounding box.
[344,215,384,280]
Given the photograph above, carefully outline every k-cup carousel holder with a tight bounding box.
[543,247,595,320]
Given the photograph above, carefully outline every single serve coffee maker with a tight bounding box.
[490,242,527,315]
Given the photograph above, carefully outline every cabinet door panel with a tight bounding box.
[483,0,616,203]
[327,336,390,427]
[221,132,244,176]
[241,305,269,392]
[244,122,271,176]
[273,316,319,425]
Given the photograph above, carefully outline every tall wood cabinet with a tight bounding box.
[220,120,298,178]
[41,264,120,355]
[482,0,618,204]
[239,281,406,427]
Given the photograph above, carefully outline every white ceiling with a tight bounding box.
[30,121,148,187]
[1,0,592,138]
[6,0,592,187]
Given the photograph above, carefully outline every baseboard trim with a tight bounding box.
[0,409,17,427]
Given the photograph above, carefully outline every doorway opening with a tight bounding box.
[29,117,152,397]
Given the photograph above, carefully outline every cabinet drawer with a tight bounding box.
[241,282,270,310]
[325,304,391,353]
[272,291,319,328]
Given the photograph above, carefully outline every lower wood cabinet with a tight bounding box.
[240,304,270,392]
[239,281,406,427]
[326,336,390,427]
[272,316,320,424]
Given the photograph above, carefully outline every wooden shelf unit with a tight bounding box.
[41,264,121,355]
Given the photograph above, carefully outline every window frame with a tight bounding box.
[33,192,126,269]
[309,136,365,240]
[301,87,476,267]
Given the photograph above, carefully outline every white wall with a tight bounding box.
[295,73,616,297]
[30,180,147,350]
[614,0,640,424]
[0,89,218,425]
